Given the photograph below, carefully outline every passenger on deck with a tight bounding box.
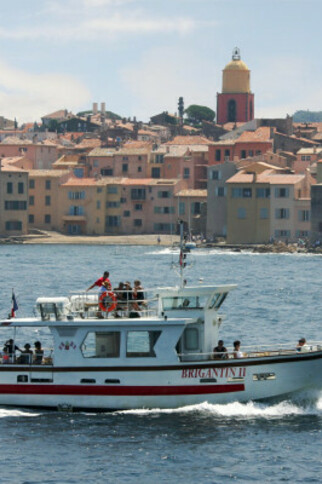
[17,343,33,364]
[34,341,44,364]
[233,340,244,358]
[213,340,228,359]
[4,339,20,361]
[2,347,10,364]
[86,271,111,292]
[113,282,126,317]
[132,280,145,311]
[297,337,309,352]
[124,282,133,306]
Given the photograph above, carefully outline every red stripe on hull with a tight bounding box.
[0,384,245,396]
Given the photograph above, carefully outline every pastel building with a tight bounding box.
[226,165,311,243]
[28,170,70,230]
[207,161,237,239]
[217,48,254,125]
[208,127,273,165]
[311,160,322,242]
[87,147,151,178]
[0,139,58,169]
[58,177,112,235]
[0,165,28,235]
[174,189,207,235]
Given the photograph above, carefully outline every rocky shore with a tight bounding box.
[0,231,321,254]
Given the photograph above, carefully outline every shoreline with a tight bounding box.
[0,232,321,254]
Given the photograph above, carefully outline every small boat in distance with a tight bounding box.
[0,223,321,411]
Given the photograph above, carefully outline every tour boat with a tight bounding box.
[0,229,322,411]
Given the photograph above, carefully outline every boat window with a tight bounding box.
[81,331,120,358]
[183,328,199,351]
[126,330,161,357]
[208,292,228,309]
[162,296,205,311]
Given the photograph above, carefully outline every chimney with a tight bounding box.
[93,103,98,115]
[101,102,106,115]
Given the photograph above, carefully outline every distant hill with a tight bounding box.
[77,110,122,120]
[293,110,322,122]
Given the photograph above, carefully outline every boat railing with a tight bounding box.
[69,290,159,319]
[179,341,322,361]
[0,347,54,366]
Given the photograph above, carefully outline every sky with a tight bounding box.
[0,0,321,124]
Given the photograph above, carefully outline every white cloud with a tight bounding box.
[0,12,196,41]
[0,60,91,122]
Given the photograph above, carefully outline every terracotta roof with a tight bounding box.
[1,136,33,145]
[123,141,153,149]
[175,189,207,197]
[1,165,26,172]
[227,171,305,185]
[42,109,68,119]
[297,147,322,155]
[87,148,115,157]
[166,136,210,145]
[237,127,272,143]
[121,178,178,186]
[76,139,101,149]
[28,169,70,177]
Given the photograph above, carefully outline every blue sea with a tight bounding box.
[0,244,321,484]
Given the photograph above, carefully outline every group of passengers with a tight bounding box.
[212,340,243,360]
[213,337,310,359]
[1,339,43,364]
[87,271,146,317]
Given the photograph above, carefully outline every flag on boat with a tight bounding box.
[11,290,18,317]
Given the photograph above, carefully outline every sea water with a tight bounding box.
[0,244,321,483]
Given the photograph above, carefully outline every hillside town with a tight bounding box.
[0,48,321,248]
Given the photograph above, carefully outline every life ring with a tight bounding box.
[99,291,117,312]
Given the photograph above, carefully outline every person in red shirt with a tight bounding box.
[86,271,111,292]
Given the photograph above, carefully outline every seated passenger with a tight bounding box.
[132,280,146,310]
[213,340,228,359]
[2,347,10,364]
[113,282,126,317]
[34,341,44,364]
[296,337,309,352]
[17,343,33,364]
[4,339,20,361]
[233,340,244,358]
[124,282,133,305]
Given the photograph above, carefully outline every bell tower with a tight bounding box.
[216,48,254,125]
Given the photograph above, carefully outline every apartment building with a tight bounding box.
[87,147,151,178]
[0,166,28,235]
[174,189,207,235]
[58,177,115,235]
[0,139,58,169]
[311,160,322,243]
[120,179,184,234]
[226,166,311,243]
[28,170,70,230]
[209,127,273,165]
[207,161,237,239]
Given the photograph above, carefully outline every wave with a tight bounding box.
[115,391,322,419]
[0,408,40,418]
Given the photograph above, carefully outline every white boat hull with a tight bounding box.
[0,352,321,410]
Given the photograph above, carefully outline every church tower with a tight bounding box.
[216,47,254,125]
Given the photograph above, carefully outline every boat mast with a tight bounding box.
[179,220,186,287]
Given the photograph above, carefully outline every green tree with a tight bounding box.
[184,104,215,124]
